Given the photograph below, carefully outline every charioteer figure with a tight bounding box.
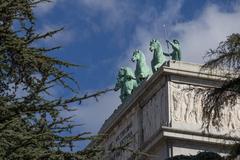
[164,39,182,61]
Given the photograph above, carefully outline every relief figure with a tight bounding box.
[172,89,182,121]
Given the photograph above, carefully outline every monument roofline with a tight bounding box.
[97,61,228,136]
[87,60,240,159]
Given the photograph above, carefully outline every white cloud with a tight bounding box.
[119,2,240,67]
[79,0,136,29]
[71,1,240,137]
[72,0,185,136]
[80,0,116,10]
[34,0,58,15]
[173,4,240,63]
[118,0,184,68]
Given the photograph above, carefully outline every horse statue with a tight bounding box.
[114,67,138,102]
[131,50,152,84]
[149,39,166,72]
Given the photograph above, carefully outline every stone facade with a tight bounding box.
[90,61,240,160]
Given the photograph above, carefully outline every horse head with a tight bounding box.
[149,39,161,52]
[173,39,180,44]
[131,50,142,62]
[149,39,166,72]
[118,67,125,77]
[114,67,125,91]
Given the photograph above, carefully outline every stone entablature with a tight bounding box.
[90,61,240,160]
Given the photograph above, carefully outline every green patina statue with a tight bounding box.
[114,67,138,102]
[149,39,166,72]
[131,50,152,84]
[164,39,181,61]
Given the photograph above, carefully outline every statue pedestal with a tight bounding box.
[90,61,240,160]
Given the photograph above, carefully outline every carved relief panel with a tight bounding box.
[170,82,240,135]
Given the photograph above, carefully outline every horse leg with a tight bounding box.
[155,63,162,71]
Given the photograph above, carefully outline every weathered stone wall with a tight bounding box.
[142,84,168,143]
[94,61,240,160]
[101,84,169,159]
[102,106,139,160]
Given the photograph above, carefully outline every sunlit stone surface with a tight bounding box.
[91,61,240,160]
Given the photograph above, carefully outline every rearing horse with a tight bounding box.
[114,67,138,102]
[131,50,151,84]
[149,39,166,72]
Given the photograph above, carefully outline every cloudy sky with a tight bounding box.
[35,0,240,148]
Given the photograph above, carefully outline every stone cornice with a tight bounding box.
[141,126,240,153]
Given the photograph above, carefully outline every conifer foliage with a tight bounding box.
[0,0,108,159]
[201,33,240,129]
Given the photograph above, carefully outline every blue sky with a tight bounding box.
[34,0,240,148]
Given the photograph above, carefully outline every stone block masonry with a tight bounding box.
[88,61,240,160]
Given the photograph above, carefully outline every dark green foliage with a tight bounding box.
[166,155,194,160]
[166,152,222,160]
[199,33,240,159]
[200,33,240,129]
[0,0,109,159]
[229,143,240,159]
[195,152,222,160]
